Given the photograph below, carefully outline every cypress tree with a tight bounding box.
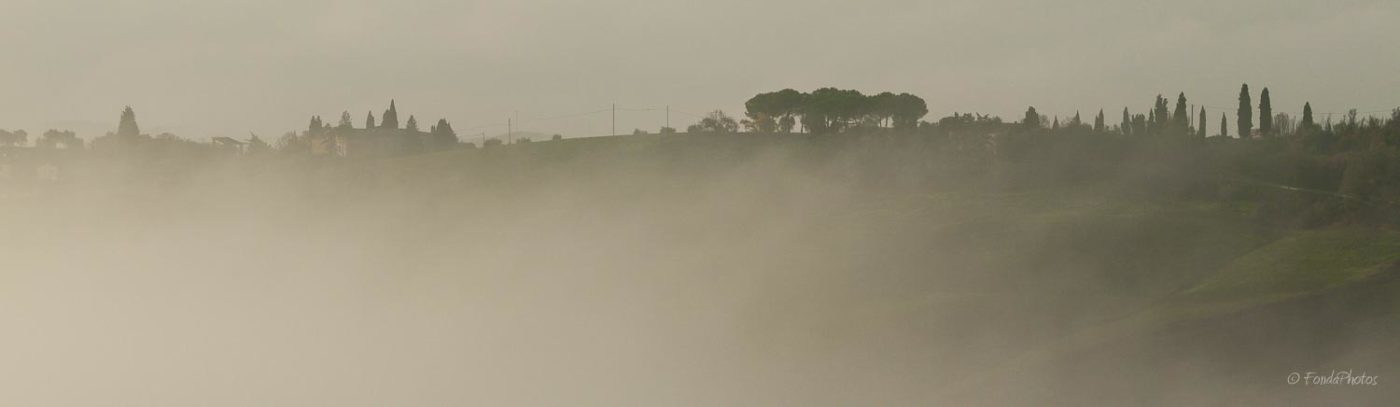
[1302,102,1314,128]
[1238,84,1252,138]
[1220,114,1228,138]
[338,111,353,129]
[1154,95,1170,132]
[406,115,419,132]
[1121,108,1131,135]
[1094,109,1105,132]
[366,111,376,129]
[1173,93,1189,130]
[1052,116,1059,130]
[1197,107,1206,137]
[1259,88,1273,135]
[382,100,400,129]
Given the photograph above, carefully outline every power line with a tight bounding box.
[1196,105,1395,116]
[668,108,704,118]
[459,108,611,131]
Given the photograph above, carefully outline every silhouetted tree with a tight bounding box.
[406,115,419,132]
[1024,107,1041,129]
[1153,95,1170,134]
[117,106,141,138]
[1121,108,1131,135]
[869,92,897,128]
[770,89,804,133]
[1198,107,1207,137]
[1094,109,1105,132]
[688,110,739,133]
[743,92,780,132]
[429,118,457,148]
[1220,114,1228,138]
[1259,88,1273,136]
[1173,93,1189,131]
[1238,84,1252,138]
[800,88,867,133]
[1302,102,1315,128]
[890,93,928,129]
[366,111,376,129]
[381,100,399,129]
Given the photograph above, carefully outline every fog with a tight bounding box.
[3,1,1400,403]
[1,144,965,404]
[2,135,1390,405]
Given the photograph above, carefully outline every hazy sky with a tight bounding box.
[1,0,1396,140]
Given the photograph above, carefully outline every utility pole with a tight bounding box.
[507,118,512,145]
[611,103,616,136]
[666,105,670,130]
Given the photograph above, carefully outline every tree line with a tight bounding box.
[726,88,929,134]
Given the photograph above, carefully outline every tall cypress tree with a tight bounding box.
[406,115,419,132]
[1173,93,1189,130]
[1152,95,1170,134]
[338,111,353,129]
[1259,88,1273,135]
[382,100,400,129]
[1197,107,1207,137]
[1121,108,1131,136]
[1302,102,1315,128]
[1220,114,1228,138]
[1237,84,1252,138]
[366,111,377,129]
[1094,109,1105,132]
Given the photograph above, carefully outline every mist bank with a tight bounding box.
[1,131,1397,405]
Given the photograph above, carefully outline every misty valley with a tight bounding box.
[2,88,1398,405]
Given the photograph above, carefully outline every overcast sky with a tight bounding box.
[1,0,1396,140]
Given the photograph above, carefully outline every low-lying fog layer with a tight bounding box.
[1,140,1394,405]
